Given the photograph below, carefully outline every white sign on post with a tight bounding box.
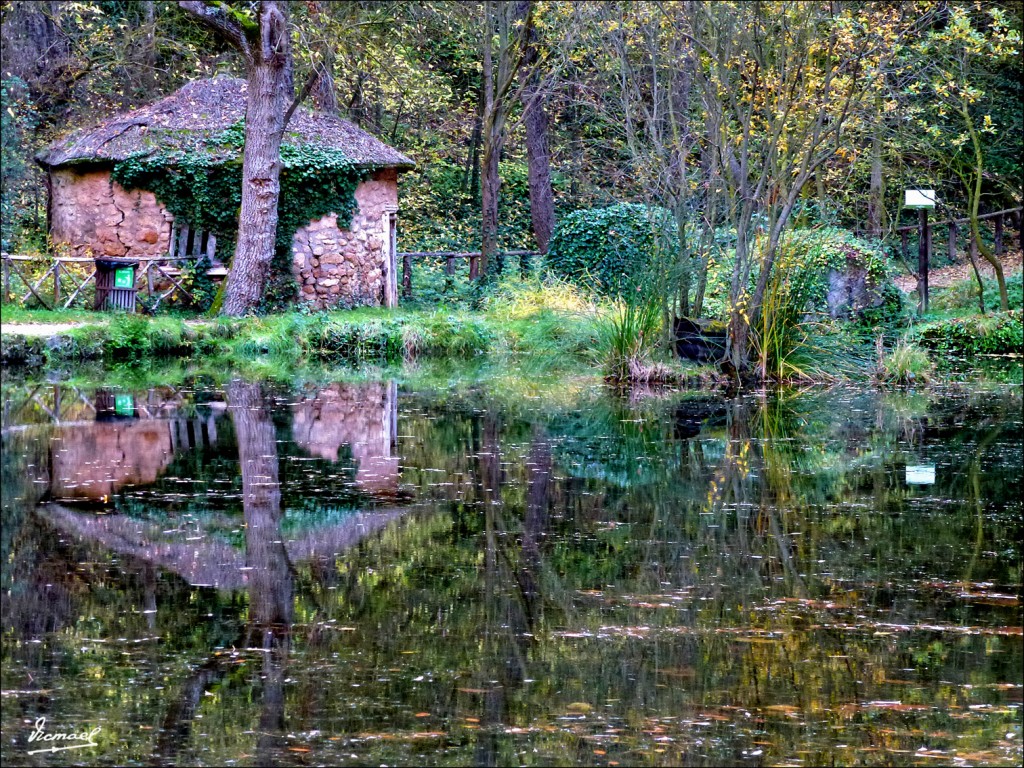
[905,189,937,209]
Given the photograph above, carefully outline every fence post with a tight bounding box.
[401,251,412,299]
[469,255,479,280]
[948,220,957,262]
[2,257,8,303]
[918,209,929,315]
[445,255,455,275]
[53,259,61,307]
[994,213,1003,256]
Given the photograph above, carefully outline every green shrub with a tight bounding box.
[772,227,895,317]
[546,203,677,296]
[916,310,1023,357]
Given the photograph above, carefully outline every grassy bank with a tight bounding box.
[0,300,710,389]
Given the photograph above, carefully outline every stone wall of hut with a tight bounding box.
[291,168,398,309]
[49,167,174,258]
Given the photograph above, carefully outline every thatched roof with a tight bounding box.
[37,76,415,170]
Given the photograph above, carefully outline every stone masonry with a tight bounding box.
[292,168,398,309]
[49,168,174,258]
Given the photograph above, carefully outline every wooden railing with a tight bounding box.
[1,252,223,311]
[397,249,540,299]
[895,206,1022,262]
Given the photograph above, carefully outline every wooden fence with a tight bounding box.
[397,249,540,299]
[895,207,1022,260]
[892,206,1021,314]
[1,252,224,311]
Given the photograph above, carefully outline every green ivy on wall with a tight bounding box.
[112,121,371,313]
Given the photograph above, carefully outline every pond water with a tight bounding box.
[1,366,1021,767]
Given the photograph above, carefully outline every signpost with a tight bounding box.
[904,189,936,315]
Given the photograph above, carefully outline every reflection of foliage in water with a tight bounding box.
[0,371,1021,766]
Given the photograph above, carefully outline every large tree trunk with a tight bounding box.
[179,1,294,316]
[960,97,1008,311]
[0,1,73,116]
[517,1,555,255]
[463,92,483,198]
[221,3,292,316]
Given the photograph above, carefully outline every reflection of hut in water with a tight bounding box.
[41,503,406,591]
[291,382,399,496]
[47,392,217,502]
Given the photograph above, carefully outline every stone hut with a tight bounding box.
[36,76,415,309]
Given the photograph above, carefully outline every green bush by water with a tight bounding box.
[930,271,1023,313]
[915,310,1023,357]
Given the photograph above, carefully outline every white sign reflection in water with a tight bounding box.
[906,464,936,485]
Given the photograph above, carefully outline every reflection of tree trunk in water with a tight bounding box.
[517,426,551,621]
[153,657,230,765]
[228,380,294,765]
[766,506,806,597]
[473,409,538,768]
[254,629,289,764]
[229,380,293,628]
[475,408,502,768]
[963,424,1001,584]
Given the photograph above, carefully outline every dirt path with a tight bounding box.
[0,322,84,336]
[895,248,1022,292]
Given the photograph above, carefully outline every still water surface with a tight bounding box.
[1,369,1021,766]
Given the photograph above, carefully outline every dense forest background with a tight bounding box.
[1,1,1022,366]
[3,1,1020,248]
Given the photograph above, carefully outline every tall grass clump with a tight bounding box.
[484,276,600,362]
[874,338,934,385]
[752,245,874,382]
[483,275,597,318]
[596,294,672,384]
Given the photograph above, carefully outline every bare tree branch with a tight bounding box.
[178,0,254,66]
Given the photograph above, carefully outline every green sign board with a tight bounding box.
[114,267,134,289]
[114,394,134,417]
